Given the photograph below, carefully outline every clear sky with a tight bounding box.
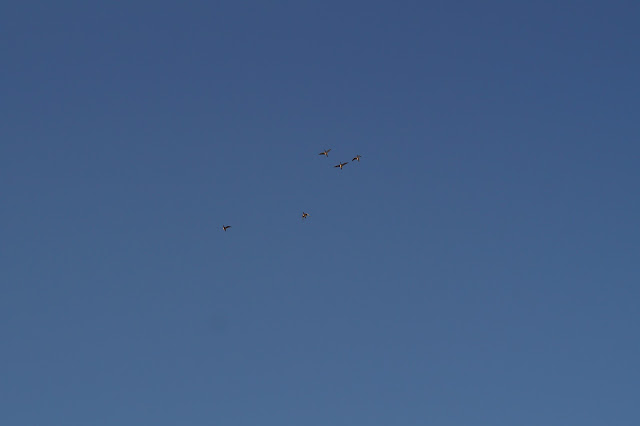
[2,1,639,424]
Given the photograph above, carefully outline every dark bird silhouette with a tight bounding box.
[222,225,231,231]
[352,155,362,162]
[334,162,348,170]
[319,149,332,157]
[302,212,310,219]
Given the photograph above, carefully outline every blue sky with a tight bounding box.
[1,1,639,424]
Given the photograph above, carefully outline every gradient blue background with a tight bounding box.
[2,1,639,424]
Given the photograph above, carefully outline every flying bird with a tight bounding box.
[319,149,332,157]
[302,212,310,219]
[222,225,231,231]
[352,155,362,162]
[334,162,348,169]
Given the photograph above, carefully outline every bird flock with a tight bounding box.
[222,148,363,231]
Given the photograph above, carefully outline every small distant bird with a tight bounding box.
[222,225,231,231]
[352,155,362,162]
[334,162,348,169]
[302,212,310,219]
[319,149,332,157]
